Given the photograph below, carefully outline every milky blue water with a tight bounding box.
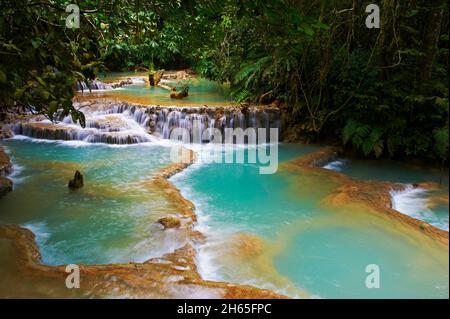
[84,73,233,106]
[0,139,448,298]
[0,138,187,266]
[171,145,449,298]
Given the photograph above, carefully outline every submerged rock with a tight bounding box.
[157,216,181,229]
[68,170,84,189]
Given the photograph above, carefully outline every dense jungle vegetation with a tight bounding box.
[0,0,448,162]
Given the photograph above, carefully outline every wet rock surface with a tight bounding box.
[157,216,182,229]
[0,146,12,175]
[68,170,84,189]
[0,147,12,196]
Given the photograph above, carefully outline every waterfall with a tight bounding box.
[83,103,280,142]
[13,121,153,145]
[13,102,280,145]
[76,78,137,92]
[76,80,113,91]
[145,106,279,143]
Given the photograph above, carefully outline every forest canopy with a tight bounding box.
[0,0,448,162]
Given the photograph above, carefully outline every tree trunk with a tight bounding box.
[420,1,444,81]
[379,0,395,80]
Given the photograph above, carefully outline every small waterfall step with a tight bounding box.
[13,101,280,145]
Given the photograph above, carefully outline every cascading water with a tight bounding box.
[391,186,449,231]
[76,80,113,91]
[12,102,280,145]
[76,77,136,92]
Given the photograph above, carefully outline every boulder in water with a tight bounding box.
[170,86,189,99]
[68,170,84,189]
[157,216,181,229]
[0,147,12,175]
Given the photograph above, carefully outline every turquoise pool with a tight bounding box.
[0,138,186,265]
[170,145,449,298]
[0,139,448,298]
[82,72,233,106]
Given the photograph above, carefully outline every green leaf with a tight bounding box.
[31,38,42,49]
[49,100,58,114]
[302,27,314,36]
[14,87,26,98]
[36,76,46,86]
[39,89,50,100]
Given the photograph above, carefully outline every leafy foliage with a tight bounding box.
[343,120,384,158]
[190,0,449,162]
[0,0,106,125]
[0,0,448,162]
[433,127,449,161]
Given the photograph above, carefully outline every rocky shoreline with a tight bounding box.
[0,105,448,298]
[0,225,286,298]
[0,145,287,298]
